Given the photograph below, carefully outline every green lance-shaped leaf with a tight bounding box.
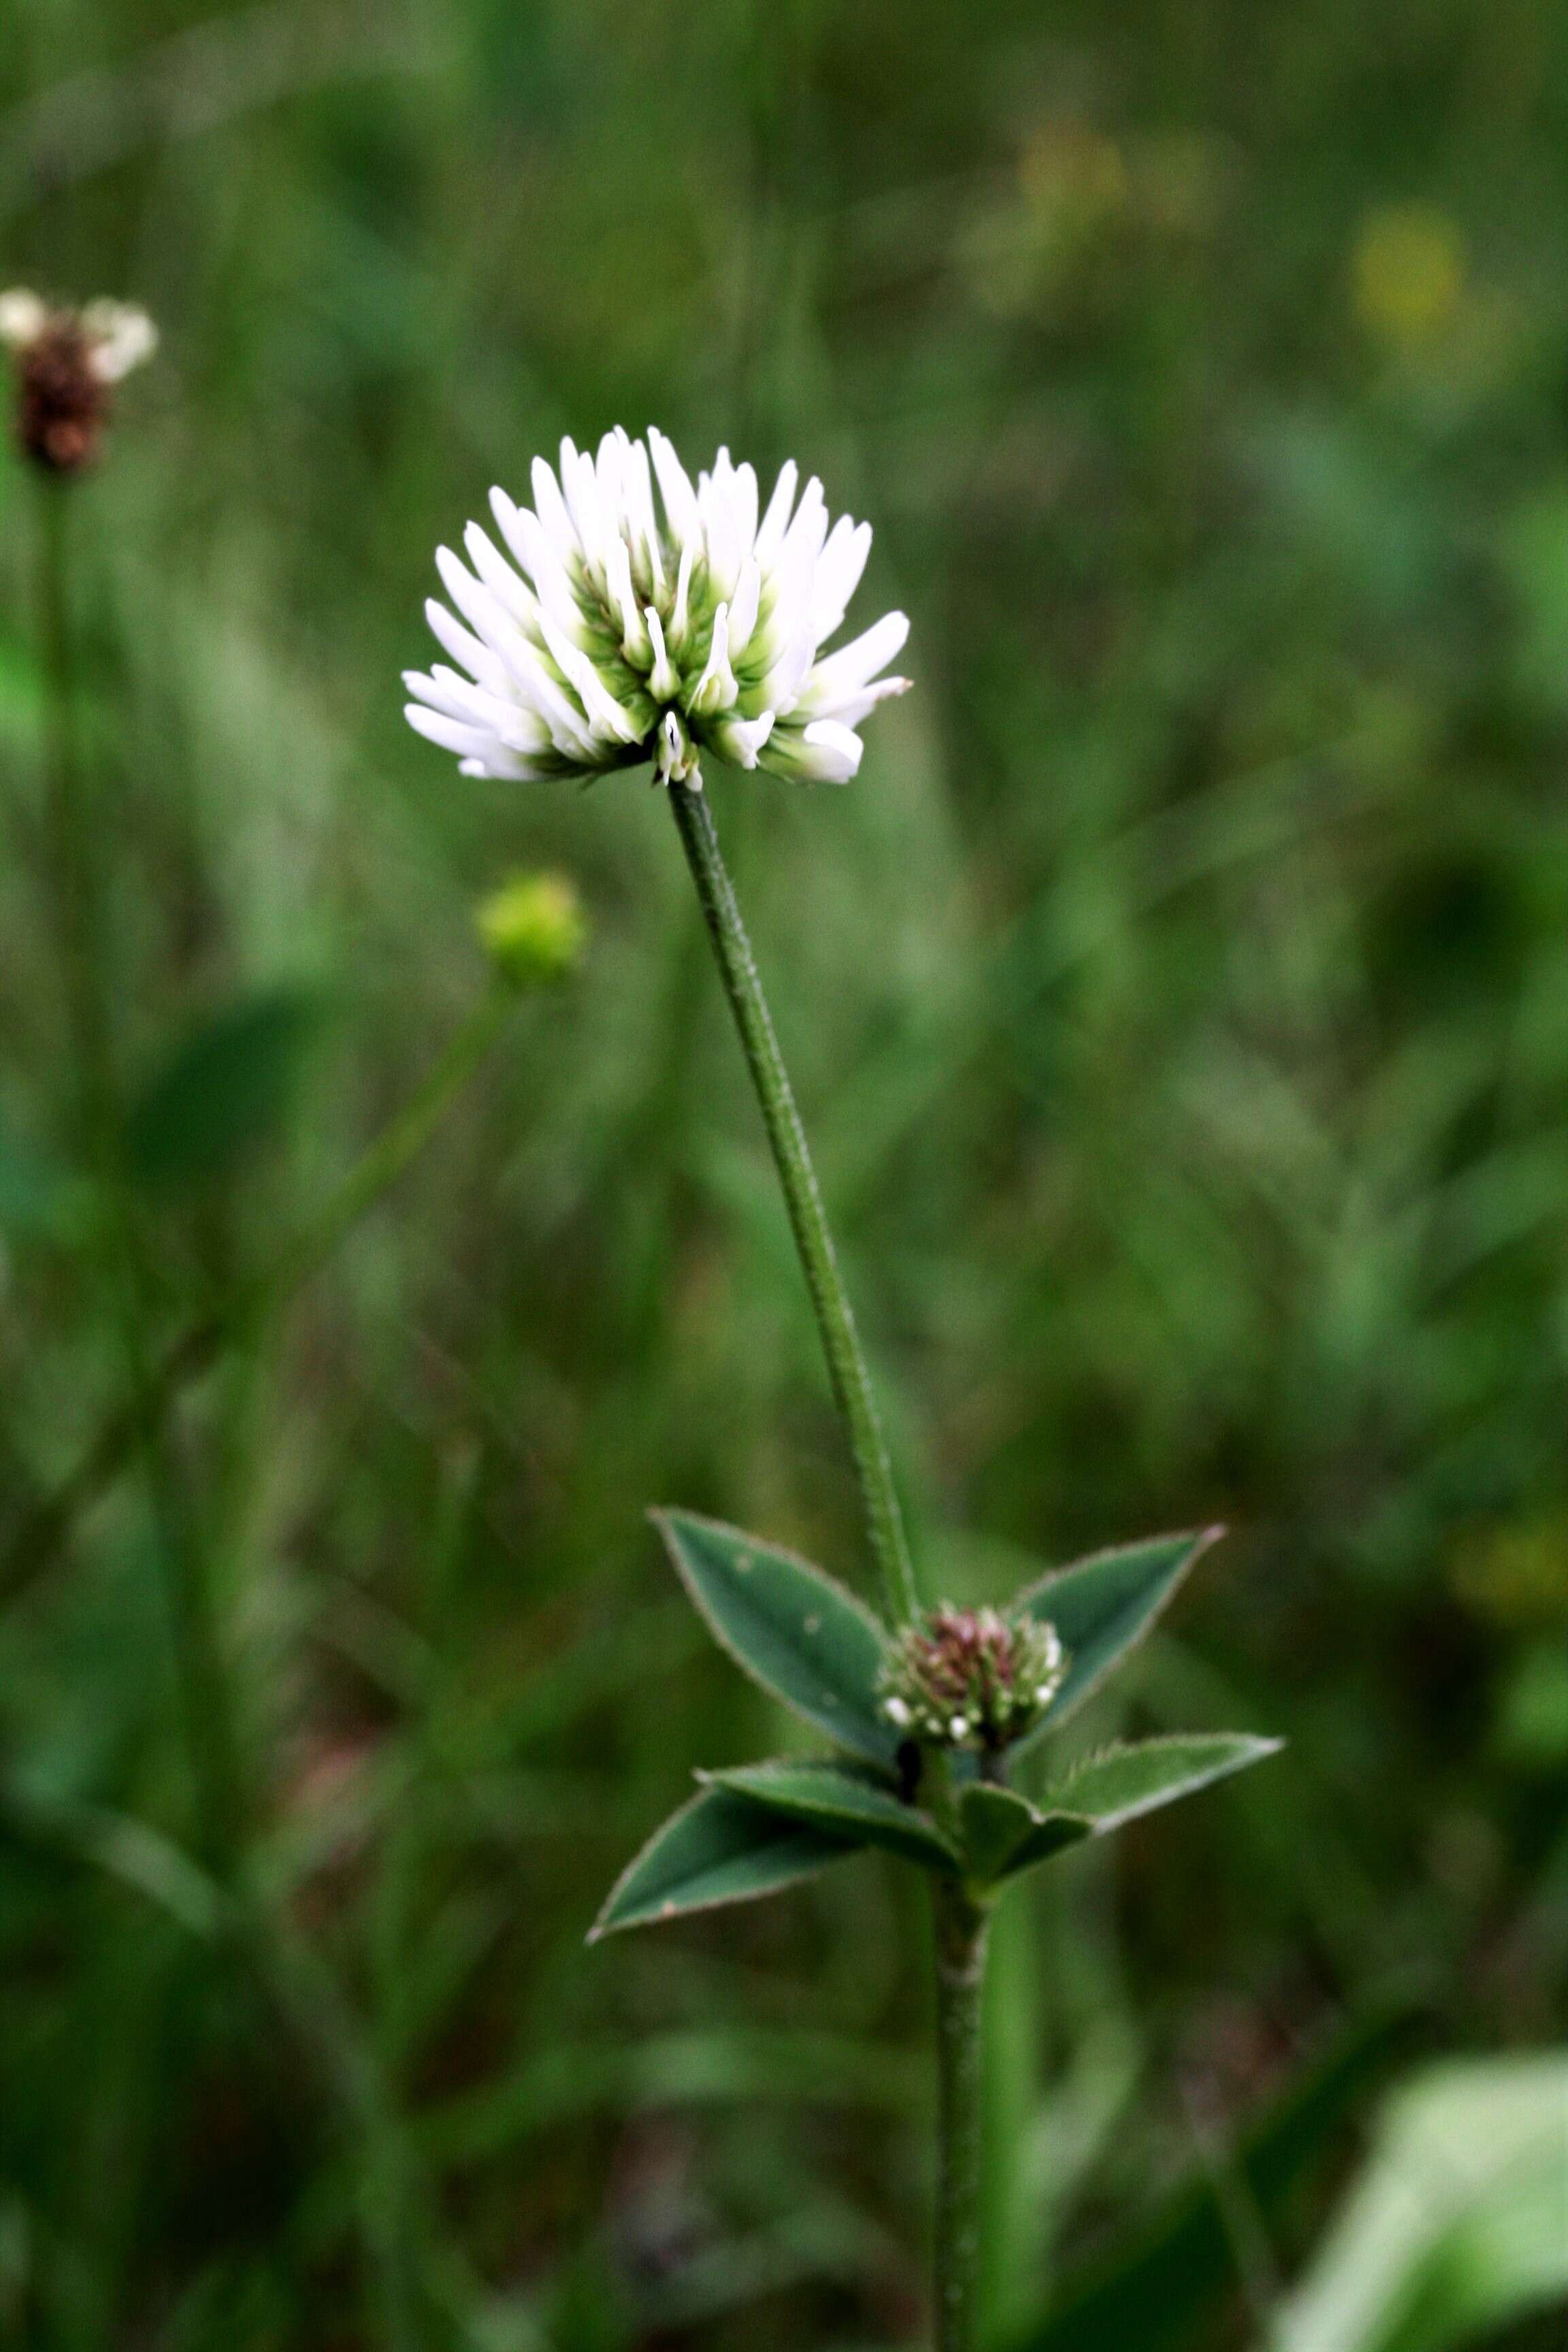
[652,1510,897,1767]
[1039,1734,1281,1834]
[705,1761,960,1874]
[591,1784,861,1940]
[958,1782,1092,1882]
[1010,1529,1224,1749]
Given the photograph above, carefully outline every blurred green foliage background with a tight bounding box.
[1,0,1567,2345]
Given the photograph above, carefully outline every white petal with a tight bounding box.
[780,476,828,570]
[605,536,651,664]
[622,434,666,597]
[404,665,491,724]
[463,522,540,632]
[756,608,819,716]
[688,603,738,715]
[706,707,776,768]
[425,597,505,692]
[796,610,910,713]
[404,703,496,759]
[645,608,680,700]
[532,454,582,566]
[649,426,700,547]
[701,450,745,598]
[731,459,759,551]
[408,666,553,753]
[806,672,910,730]
[754,459,798,566]
[727,557,762,660]
[433,545,523,662]
[489,486,533,570]
[595,428,625,517]
[494,508,591,644]
[536,609,641,745]
[806,517,872,644]
[670,538,695,653]
[559,438,605,578]
[802,719,864,779]
[761,717,865,783]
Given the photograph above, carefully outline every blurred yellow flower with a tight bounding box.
[1351,204,1467,347]
[1452,1512,1568,1629]
[1019,121,1129,233]
[475,871,587,987]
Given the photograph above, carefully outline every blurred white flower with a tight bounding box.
[0,289,158,382]
[404,429,910,789]
[78,299,159,383]
[0,289,157,472]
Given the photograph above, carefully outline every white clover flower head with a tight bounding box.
[404,429,911,792]
[1,288,157,471]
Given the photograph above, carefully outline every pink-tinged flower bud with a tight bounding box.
[879,1605,1065,1757]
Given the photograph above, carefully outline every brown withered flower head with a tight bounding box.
[0,289,157,475]
[879,1604,1066,1757]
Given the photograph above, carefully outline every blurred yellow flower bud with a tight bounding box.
[474,870,586,987]
[1351,205,1466,348]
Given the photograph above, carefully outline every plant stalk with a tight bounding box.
[668,781,919,1625]
[932,1877,990,2352]
[35,472,246,1869]
[37,478,111,1152]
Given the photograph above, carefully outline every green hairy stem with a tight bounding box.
[668,782,919,1628]
[670,781,990,2347]
[932,1880,990,2352]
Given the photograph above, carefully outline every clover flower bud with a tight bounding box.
[0,289,157,474]
[879,1606,1066,1756]
[404,428,911,794]
[475,870,586,987]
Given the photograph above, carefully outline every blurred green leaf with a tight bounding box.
[1500,483,1568,719]
[1273,2054,1568,2352]
[703,1759,959,1872]
[1040,1735,1282,1832]
[424,2027,927,2166]
[0,631,42,749]
[651,1509,896,1766]
[122,987,323,1194]
[0,1107,92,1244]
[1011,1530,1225,1744]
[589,1785,860,1940]
[1009,2005,1418,2352]
[1494,1642,1568,1769]
[959,1782,1092,1881]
